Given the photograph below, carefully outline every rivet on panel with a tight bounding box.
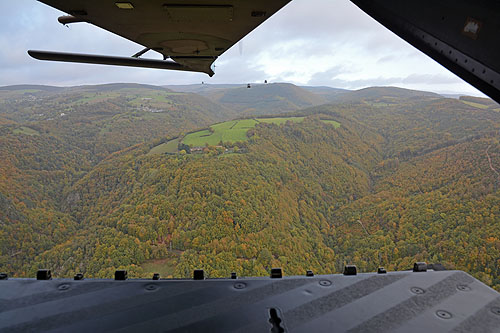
[410,287,425,294]
[436,310,452,319]
[234,282,246,289]
[319,280,332,287]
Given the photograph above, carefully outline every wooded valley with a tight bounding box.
[0,83,498,289]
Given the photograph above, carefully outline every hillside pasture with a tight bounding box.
[182,117,340,147]
[461,100,490,109]
[12,126,40,136]
[149,117,341,153]
[148,138,179,155]
[321,119,341,128]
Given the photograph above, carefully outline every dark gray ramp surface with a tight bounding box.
[1,270,500,332]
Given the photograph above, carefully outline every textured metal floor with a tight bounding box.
[1,270,500,332]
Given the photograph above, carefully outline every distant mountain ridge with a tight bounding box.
[165,83,350,115]
[211,83,328,116]
[2,82,492,117]
[163,84,243,96]
[300,86,350,102]
[0,83,173,93]
[164,83,454,112]
[0,84,64,92]
[69,83,171,92]
[0,83,472,106]
[329,86,441,104]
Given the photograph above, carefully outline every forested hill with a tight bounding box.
[299,95,499,158]
[330,86,441,104]
[0,83,234,274]
[206,83,329,116]
[27,118,382,278]
[0,83,499,290]
[166,83,350,104]
[167,83,333,116]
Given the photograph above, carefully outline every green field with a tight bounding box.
[149,117,340,153]
[71,91,183,106]
[321,120,341,127]
[258,117,305,124]
[182,117,339,147]
[72,92,120,104]
[129,94,172,106]
[12,126,40,136]
[183,119,258,146]
[461,100,490,109]
[148,138,179,155]
[140,258,177,278]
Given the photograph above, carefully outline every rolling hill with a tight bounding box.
[0,85,64,92]
[165,83,350,103]
[0,83,237,273]
[164,84,243,96]
[459,95,500,110]
[1,83,499,291]
[208,83,328,116]
[329,86,441,105]
[300,86,350,102]
[167,83,330,116]
[150,117,340,152]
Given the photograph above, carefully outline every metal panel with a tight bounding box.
[35,0,291,74]
[1,270,499,332]
[351,0,500,103]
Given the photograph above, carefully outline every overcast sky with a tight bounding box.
[0,0,486,95]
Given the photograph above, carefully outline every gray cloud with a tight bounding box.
[325,73,465,90]
[307,65,350,86]
[401,73,460,85]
